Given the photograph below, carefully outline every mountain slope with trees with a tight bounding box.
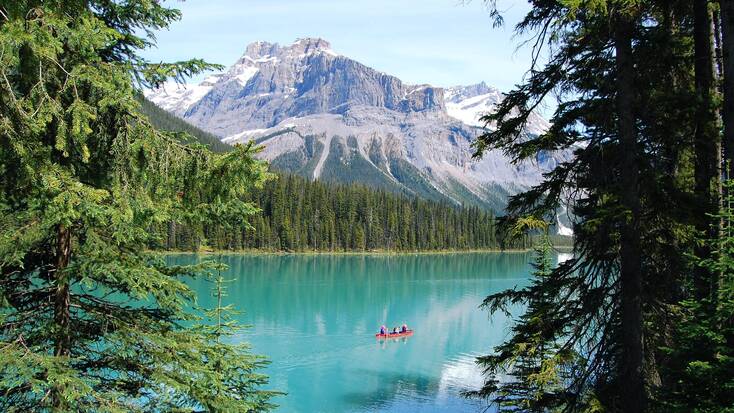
[137,95,232,152]
[140,96,561,252]
[146,38,568,213]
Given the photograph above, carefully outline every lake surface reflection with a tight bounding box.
[168,252,546,412]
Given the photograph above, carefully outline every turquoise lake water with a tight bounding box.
[168,252,566,413]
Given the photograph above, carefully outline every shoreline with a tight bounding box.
[153,246,573,256]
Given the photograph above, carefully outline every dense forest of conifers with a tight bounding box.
[156,173,539,252]
[137,95,232,152]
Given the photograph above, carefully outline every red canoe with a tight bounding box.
[375,330,414,339]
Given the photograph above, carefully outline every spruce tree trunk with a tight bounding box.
[52,224,72,408]
[715,10,724,79]
[722,0,734,179]
[614,13,646,413]
[167,220,176,249]
[694,0,722,299]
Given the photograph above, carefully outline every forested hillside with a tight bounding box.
[155,173,521,252]
[139,96,555,252]
[137,95,232,152]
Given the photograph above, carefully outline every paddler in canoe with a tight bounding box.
[376,323,412,338]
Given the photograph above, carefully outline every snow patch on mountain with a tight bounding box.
[222,128,269,143]
[557,216,574,236]
[444,82,503,127]
[232,66,259,86]
[446,93,498,127]
[444,82,551,135]
[147,82,214,114]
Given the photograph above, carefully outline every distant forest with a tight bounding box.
[139,96,565,252]
[155,173,522,252]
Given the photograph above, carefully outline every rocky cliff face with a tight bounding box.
[146,38,567,213]
[159,38,444,137]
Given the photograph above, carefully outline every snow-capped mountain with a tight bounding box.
[146,38,566,212]
[444,82,550,136]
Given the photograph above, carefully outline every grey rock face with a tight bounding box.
[146,38,567,214]
[162,37,444,137]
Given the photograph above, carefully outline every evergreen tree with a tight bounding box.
[470,218,574,412]
[194,257,277,412]
[656,180,734,412]
[0,1,275,411]
[473,0,705,410]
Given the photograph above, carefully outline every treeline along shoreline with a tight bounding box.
[152,173,574,252]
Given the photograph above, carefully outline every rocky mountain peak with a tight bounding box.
[243,40,280,59]
[150,38,447,135]
[288,38,334,55]
[240,38,335,62]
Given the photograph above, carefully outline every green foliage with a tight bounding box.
[473,0,706,411]
[470,230,578,411]
[192,257,281,412]
[156,173,525,252]
[0,1,275,411]
[655,181,734,413]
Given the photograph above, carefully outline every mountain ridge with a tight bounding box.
[146,37,566,213]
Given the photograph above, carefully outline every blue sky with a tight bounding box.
[142,0,534,91]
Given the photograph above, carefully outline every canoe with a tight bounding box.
[375,330,414,339]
